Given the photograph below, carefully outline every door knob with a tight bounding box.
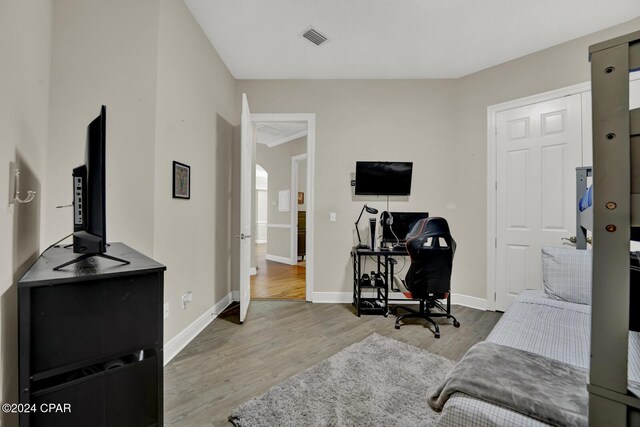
[235,234,252,240]
[562,236,577,244]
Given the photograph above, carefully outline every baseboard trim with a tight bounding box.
[164,292,234,366]
[312,292,352,303]
[255,239,267,244]
[311,291,487,310]
[249,267,257,276]
[265,253,294,265]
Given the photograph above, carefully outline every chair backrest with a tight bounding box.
[404,217,456,298]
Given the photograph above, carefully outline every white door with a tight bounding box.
[495,94,582,311]
[239,94,253,323]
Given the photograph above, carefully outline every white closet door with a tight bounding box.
[495,94,582,311]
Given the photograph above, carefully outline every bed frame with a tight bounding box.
[588,30,640,426]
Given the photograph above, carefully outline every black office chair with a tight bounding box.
[394,217,460,338]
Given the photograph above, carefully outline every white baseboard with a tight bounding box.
[312,292,353,303]
[311,291,487,310]
[249,267,257,276]
[255,239,267,244]
[164,292,234,365]
[265,253,294,265]
[450,293,487,310]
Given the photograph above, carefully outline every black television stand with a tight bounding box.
[53,252,130,271]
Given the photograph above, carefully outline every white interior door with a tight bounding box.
[495,94,582,311]
[239,94,253,323]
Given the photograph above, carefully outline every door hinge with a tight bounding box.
[494,237,497,248]
[495,181,497,191]
[494,292,497,302]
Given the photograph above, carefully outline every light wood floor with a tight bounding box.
[164,300,502,426]
[251,244,306,300]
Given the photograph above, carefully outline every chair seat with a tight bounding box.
[401,291,450,300]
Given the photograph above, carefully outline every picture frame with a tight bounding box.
[173,161,191,199]
[298,192,304,205]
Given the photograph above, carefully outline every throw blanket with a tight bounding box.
[428,341,588,427]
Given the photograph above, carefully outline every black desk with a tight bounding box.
[350,246,409,317]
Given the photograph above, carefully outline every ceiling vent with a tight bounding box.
[302,27,327,46]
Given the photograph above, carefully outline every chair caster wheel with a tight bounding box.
[435,333,440,339]
[453,321,460,328]
[395,325,400,330]
[384,313,388,318]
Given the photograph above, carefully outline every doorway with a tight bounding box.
[249,115,315,301]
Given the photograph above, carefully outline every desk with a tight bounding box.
[350,246,409,317]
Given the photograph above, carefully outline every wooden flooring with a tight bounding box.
[164,300,502,426]
[251,244,306,300]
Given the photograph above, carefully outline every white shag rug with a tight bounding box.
[229,333,455,426]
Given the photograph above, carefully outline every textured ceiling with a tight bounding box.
[184,0,640,79]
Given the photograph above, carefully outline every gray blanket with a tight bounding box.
[428,341,588,427]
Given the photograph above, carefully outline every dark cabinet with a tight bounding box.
[297,210,306,260]
[18,243,165,427]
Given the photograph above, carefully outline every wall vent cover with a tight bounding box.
[302,28,327,46]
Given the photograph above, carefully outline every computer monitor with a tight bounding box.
[381,212,429,245]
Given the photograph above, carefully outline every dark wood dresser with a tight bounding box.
[17,242,165,427]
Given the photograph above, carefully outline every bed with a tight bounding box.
[437,290,640,426]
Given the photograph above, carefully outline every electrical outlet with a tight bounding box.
[330,212,336,222]
[164,303,169,319]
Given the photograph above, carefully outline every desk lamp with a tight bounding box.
[355,204,379,248]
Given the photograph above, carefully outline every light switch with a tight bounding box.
[330,213,337,222]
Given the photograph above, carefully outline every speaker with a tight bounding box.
[369,218,376,250]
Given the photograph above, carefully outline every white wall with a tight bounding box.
[154,0,237,342]
[0,0,52,424]
[46,0,160,256]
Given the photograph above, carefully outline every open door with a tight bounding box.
[239,94,253,323]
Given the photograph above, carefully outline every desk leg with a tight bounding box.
[357,254,362,317]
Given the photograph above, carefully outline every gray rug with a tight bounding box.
[229,333,455,426]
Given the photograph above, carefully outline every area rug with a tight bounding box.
[229,333,455,426]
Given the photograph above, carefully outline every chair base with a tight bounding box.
[394,300,460,339]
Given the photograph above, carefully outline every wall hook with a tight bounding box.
[11,166,36,204]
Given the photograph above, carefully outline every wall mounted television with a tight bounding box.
[354,161,413,196]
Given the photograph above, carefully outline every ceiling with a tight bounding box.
[184,0,640,79]
[255,121,307,147]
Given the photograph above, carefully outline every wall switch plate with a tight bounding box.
[164,303,169,319]
[330,212,337,222]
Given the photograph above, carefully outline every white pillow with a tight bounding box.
[541,246,592,305]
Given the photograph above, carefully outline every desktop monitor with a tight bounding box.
[381,212,429,245]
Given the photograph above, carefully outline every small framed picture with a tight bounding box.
[298,192,304,205]
[173,161,190,199]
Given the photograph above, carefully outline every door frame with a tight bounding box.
[250,113,316,302]
[291,153,308,265]
[486,81,591,311]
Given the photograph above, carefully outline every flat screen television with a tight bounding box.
[355,161,413,196]
[72,105,107,255]
[53,106,129,270]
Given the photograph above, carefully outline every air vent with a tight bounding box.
[303,28,327,46]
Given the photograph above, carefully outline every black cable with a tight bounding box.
[35,233,73,262]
